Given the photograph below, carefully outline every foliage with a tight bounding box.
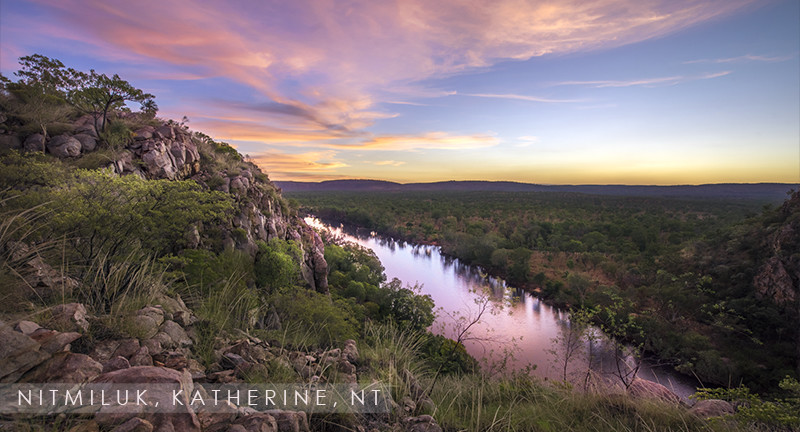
[255,238,303,292]
[692,376,800,430]
[292,190,797,390]
[48,169,234,263]
[8,54,156,133]
[269,288,359,347]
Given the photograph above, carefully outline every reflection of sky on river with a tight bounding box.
[306,218,697,399]
[307,218,569,376]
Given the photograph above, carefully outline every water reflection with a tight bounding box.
[306,217,698,400]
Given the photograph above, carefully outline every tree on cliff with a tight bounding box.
[6,54,156,133]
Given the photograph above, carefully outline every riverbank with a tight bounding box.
[306,216,701,400]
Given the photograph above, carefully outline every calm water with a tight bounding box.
[307,217,698,400]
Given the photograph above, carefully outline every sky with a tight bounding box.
[1,0,798,184]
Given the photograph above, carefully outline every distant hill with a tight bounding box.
[276,180,797,202]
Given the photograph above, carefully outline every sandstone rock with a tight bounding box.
[155,125,175,139]
[264,410,309,432]
[47,134,82,158]
[141,141,178,179]
[31,330,82,354]
[73,133,97,152]
[226,340,268,364]
[197,399,238,431]
[128,315,160,340]
[129,346,153,367]
[24,257,79,299]
[208,369,237,383]
[688,399,735,418]
[133,126,154,140]
[136,306,166,326]
[154,294,192,316]
[24,133,46,152]
[20,352,102,383]
[103,356,131,373]
[405,415,442,432]
[233,413,277,432]
[338,360,356,375]
[48,303,90,333]
[140,338,163,356]
[67,420,100,432]
[111,417,153,432]
[112,338,141,359]
[90,340,122,364]
[627,378,682,405]
[0,323,50,382]
[93,366,200,432]
[343,340,359,364]
[0,134,21,149]
[160,320,192,347]
[15,320,41,335]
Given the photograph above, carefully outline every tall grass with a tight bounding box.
[429,373,739,432]
[78,247,166,315]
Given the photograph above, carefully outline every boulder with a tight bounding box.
[93,366,200,432]
[73,133,97,152]
[103,356,131,373]
[154,125,175,139]
[90,340,122,364]
[627,378,682,405]
[133,126,155,140]
[24,257,79,299]
[136,306,166,326]
[140,339,163,357]
[343,339,359,364]
[159,320,192,347]
[67,420,100,432]
[20,352,103,383]
[129,346,153,367]
[232,413,277,432]
[128,315,160,340]
[15,320,41,335]
[405,415,442,432]
[30,329,82,354]
[111,417,153,432]
[264,410,309,432]
[0,324,50,382]
[112,338,141,359]
[47,134,82,158]
[688,399,735,419]
[23,133,46,152]
[0,134,21,149]
[48,303,90,333]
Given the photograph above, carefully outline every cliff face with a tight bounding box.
[123,122,329,293]
[12,116,328,292]
[753,190,800,374]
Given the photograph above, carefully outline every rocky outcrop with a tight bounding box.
[47,134,82,158]
[688,399,734,419]
[627,378,682,405]
[753,190,800,374]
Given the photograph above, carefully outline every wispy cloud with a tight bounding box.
[357,132,499,151]
[463,93,581,103]
[555,71,731,88]
[370,160,407,166]
[515,136,540,147]
[248,150,348,180]
[13,0,755,142]
[683,54,794,64]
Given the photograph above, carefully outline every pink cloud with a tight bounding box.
[16,0,756,146]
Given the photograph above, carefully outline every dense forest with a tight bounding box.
[290,190,799,392]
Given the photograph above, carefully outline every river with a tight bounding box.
[306,217,699,400]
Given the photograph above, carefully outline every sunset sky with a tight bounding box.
[1,0,798,184]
